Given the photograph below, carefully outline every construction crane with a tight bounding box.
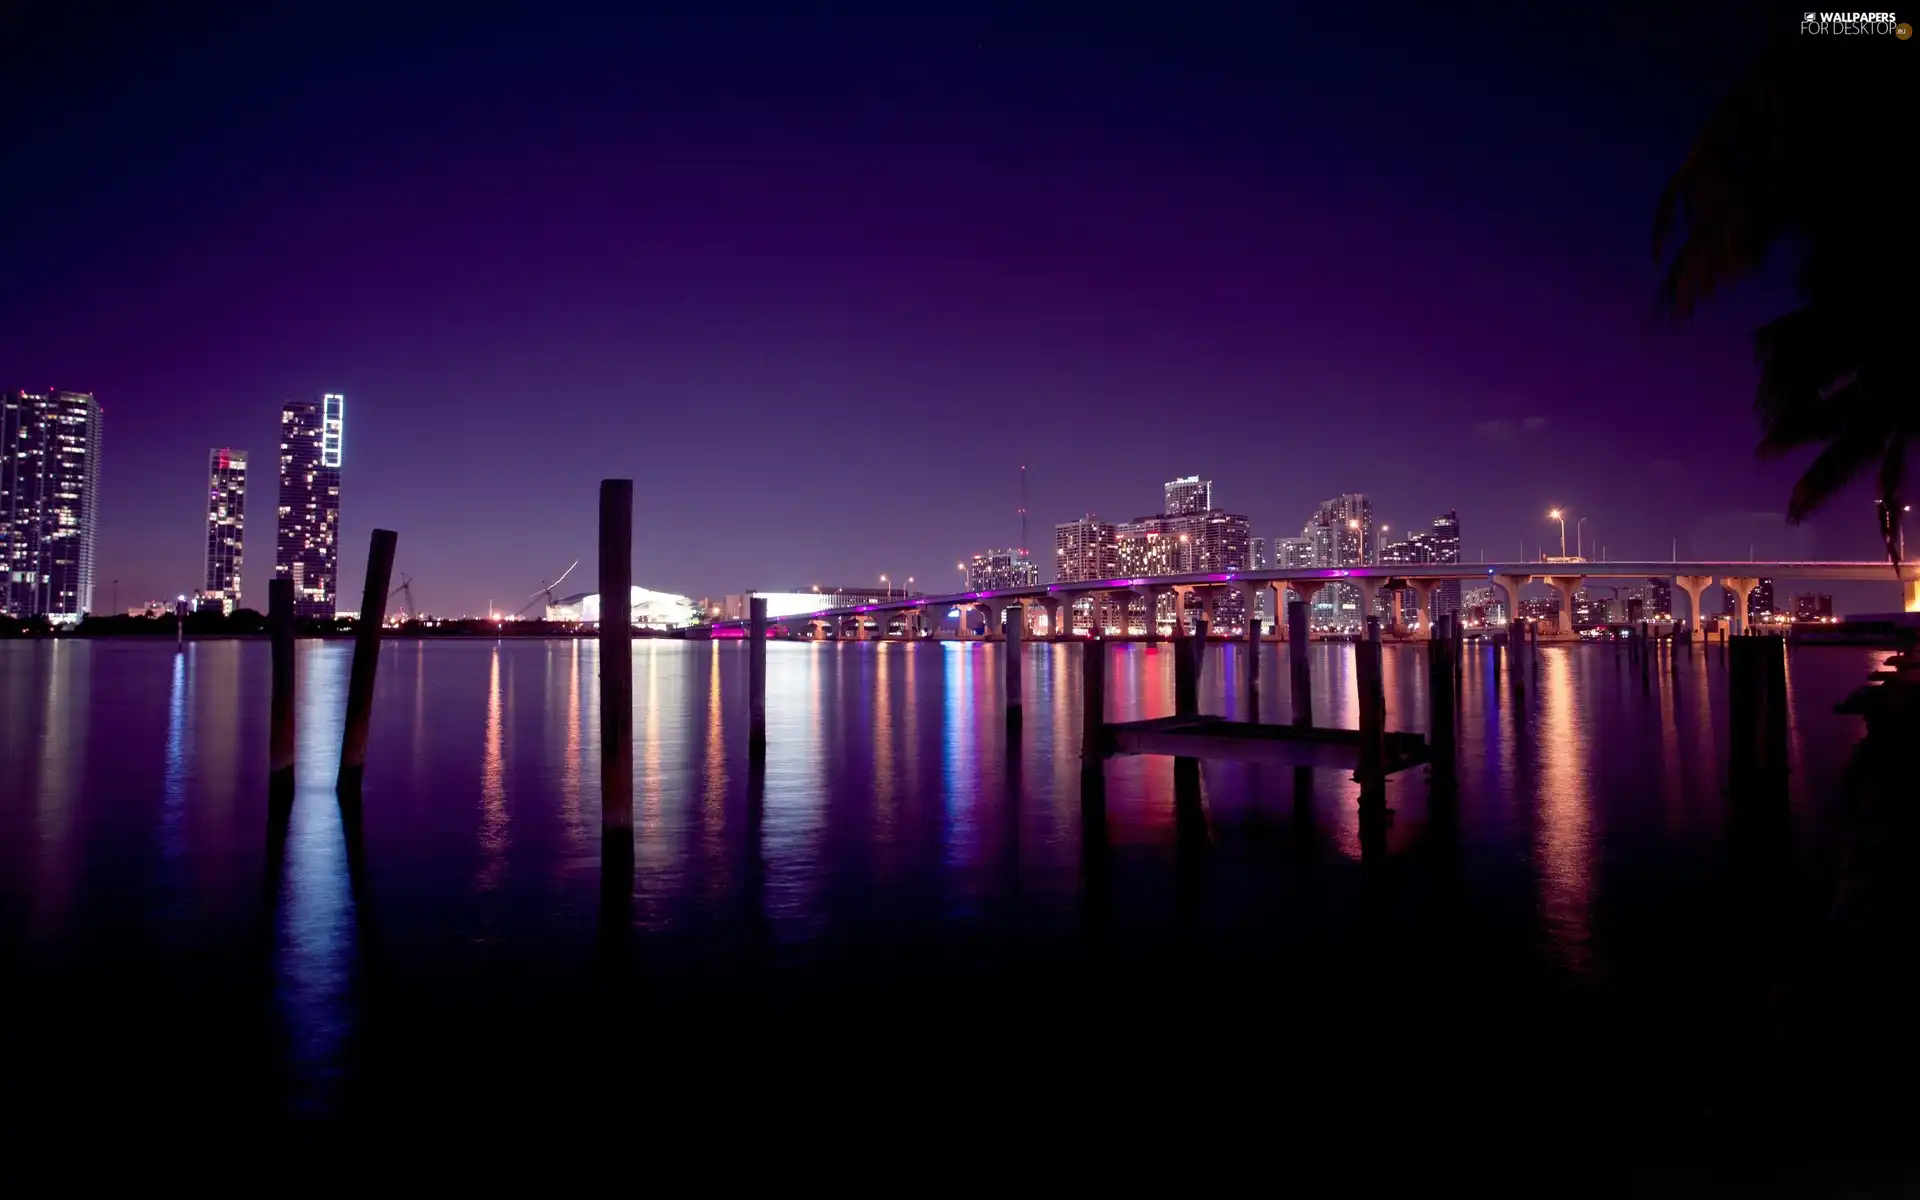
[515,559,580,619]
[387,573,419,622]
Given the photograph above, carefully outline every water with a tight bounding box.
[0,637,1891,1137]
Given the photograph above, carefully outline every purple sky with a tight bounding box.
[3,4,1898,615]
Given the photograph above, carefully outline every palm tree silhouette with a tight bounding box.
[1653,34,1916,567]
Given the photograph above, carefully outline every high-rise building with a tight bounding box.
[1748,578,1775,620]
[966,547,1038,590]
[276,394,344,619]
[1054,515,1117,584]
[1163,474,1212,516]
[1794,592,1834,620]
[1192,510,1251,572]
[200,448,247,614]
[1646,578,1672,618]
[2,389,102,621]
[1115,516,1188,576]
[1250,536,1268,570]
[1305,493,1372,621]
[1275,537,1315,568]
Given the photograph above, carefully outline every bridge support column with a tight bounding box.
[1170,586,1193,637]
[1905,572,1920,614]
[1288,580,1328,633]
[1408,580,1438,638]
[1721,577,1758,636]
[1039,597,1063,639]
[1142,586,1170,640]
[1491,574,1531,628]
[1546,576,1582,639]
[1674,575,1713,634]
[975,603,998,641]
[1357,577,1383,633]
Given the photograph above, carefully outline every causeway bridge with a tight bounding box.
[696,561,1920,641]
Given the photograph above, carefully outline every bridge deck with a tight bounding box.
[1102,715,1429,774]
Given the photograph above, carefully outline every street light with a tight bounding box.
[880,573,890,600]
[1378,523,1388,566]
[1348,518,1364,566]
[1548,508,1566,559]
[1576,516,1587,560]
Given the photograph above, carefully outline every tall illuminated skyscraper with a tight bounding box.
[1163,475,1212,516]
[1054,515,1117,583]
[2,388,102,621]
[202,448,247,613]
[276,393,343,619]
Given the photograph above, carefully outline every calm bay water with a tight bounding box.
[0,637,1891,1134]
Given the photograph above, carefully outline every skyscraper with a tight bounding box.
[277,393,344,619]
[1163,474,1212,516]
[1250,536,1268,570]
[966,547,1037,590]
[2,389,102,621]
[1305,493,1372,621]
[202,448,247,613]
[1275,537,1315,568]
[1054,515,1117,584]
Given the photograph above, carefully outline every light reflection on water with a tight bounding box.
[0,635,1877,1115]
[273,642,357,1118]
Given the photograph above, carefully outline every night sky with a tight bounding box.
[5,2,1878,616]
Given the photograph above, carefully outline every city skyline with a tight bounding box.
[0,8,1901,616]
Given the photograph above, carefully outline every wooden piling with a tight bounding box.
[337,527,398,794]
[1450,610,1463,683]
[1081,639,1106,761]
[1288,599,1312,728]
[1243,602,1260,716]
[1365,615,1380,644]
[1004,605,1023,728]
[600,481,634,832]
[269,577,295,796]
[1356,634,1386,794]
[748,595,767,757]
[1427,617,1456,778]
[1175,629,1199,718]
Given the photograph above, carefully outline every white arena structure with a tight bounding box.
[735,592,837,620]
[545,587,697,629]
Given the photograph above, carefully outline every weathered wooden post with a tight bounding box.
[1243,599,1260,718]
[1356,633,1386,802]
[600,481,634,833]
[337,527,398,794]
[1428,615,1456,779]
[1004,605,1024,728]
[1175,627,1199,718]
[1639,620,1652,688]
[1081,638,1106,762]
[748,595,767,758]
[1365,615,1380,644]
[1450,608,1464,684]
[269,577,295,797]
[1288,599,1312,728]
